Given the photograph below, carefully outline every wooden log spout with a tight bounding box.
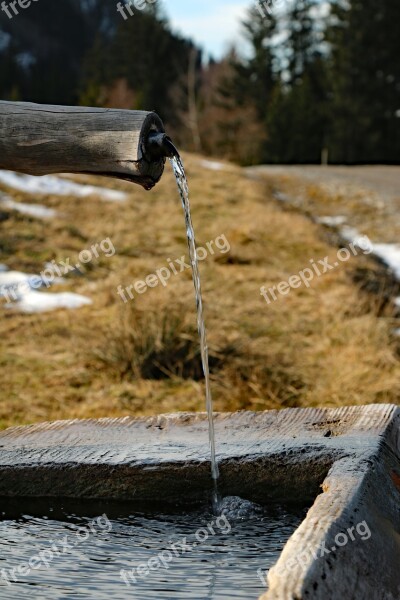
[0,101,169,190]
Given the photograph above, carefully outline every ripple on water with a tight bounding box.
[0,502,308,599]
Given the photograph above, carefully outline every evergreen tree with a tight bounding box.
[327,0,400,162]
[235,7,277,117]
[0,0,398,164]
[79,3,194,126]
[197,52,265,164]
[230,6,277,161]
[265,0,330,163]
[0,0,93,104]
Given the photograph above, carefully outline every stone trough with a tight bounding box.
[0,404,399,599]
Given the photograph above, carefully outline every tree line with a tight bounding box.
[0,0,399,164]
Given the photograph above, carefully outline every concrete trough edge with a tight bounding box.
[262,404,400,600]
[0,404,399,600]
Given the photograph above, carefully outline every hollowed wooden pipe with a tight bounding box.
[0,101,168,190]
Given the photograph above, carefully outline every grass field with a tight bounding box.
[0,154,399,429]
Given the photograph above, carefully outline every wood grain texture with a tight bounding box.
[0,101,166,189]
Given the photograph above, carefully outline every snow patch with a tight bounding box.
[0,270,63,296]
[371,244,400,281]
[0,270,39,295]
[317,215,347,227]
[200,160,225,171]
[0,195,57,219]
[0,171,126,202]
[340,227,400,281]
[6,291,92,314]
[0,270,90,314]
[340,226,362,244]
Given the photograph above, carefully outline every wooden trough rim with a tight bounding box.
[1,402,397,439]
[0,404,399,600]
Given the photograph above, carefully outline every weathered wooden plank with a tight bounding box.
[0,101,167,189]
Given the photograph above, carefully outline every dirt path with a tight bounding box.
[250,165,400,205]
[248,164,400,315]
[248,165,400,243]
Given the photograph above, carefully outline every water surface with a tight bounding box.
[0,501,307,599]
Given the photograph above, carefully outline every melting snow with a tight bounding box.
[0,270,63,296]
[0,270,38,294]
[0,171,126,202]
[371,244,400,281]
[340,226,362,244]
[5,291,92,313]
[341,230,400,282]
[338,227,400,282]
[0,195,57,219]
[317,215,347,227]
[200,160,225,171]
[0,270,90,314]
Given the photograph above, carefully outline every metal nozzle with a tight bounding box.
[146,131,179,160]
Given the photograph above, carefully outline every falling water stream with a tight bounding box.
[170,155,220,512]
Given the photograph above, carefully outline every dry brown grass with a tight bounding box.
[0,154,398,429]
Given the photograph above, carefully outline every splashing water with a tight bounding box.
[170,155,220,512]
